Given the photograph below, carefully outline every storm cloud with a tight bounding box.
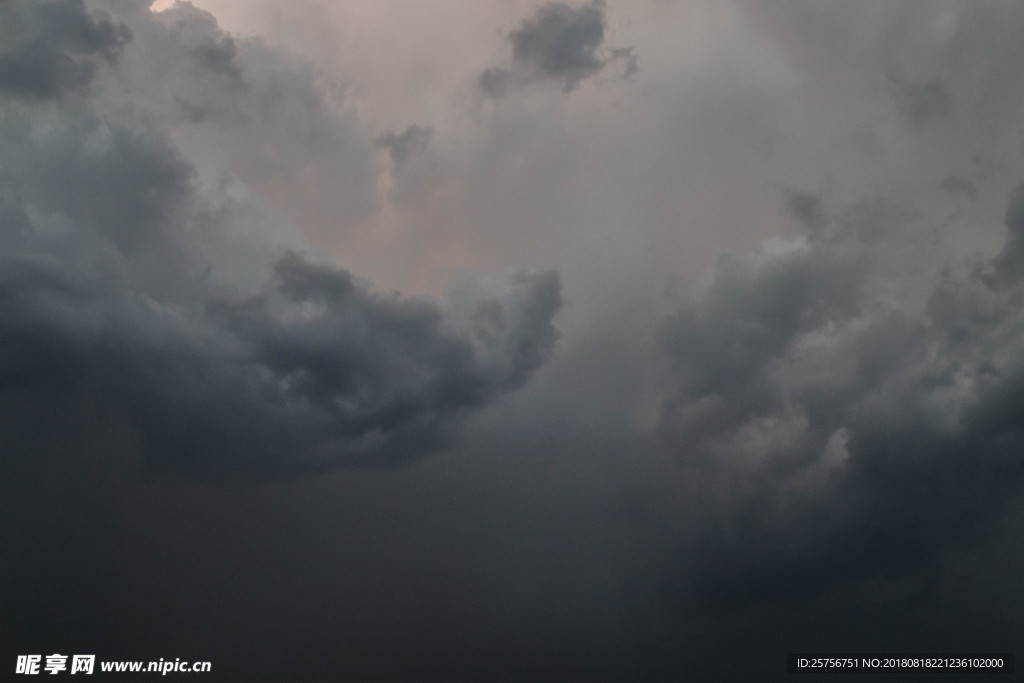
[6,1,1024,680]
[659,189,1024,601]
[0,0,560,479]
[0,0,131,99]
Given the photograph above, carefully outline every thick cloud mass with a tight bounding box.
[0,0,131,99]
[660,191,1024,600]
[7,1,1024,679]
[0,1,561,478]
[510,0,605,89]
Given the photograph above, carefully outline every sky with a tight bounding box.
[2,0,1024,679]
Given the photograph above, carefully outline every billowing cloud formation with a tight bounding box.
[7,2,1024,678]
[660,189,1024,601]
[0,0,560,478]
[128,1,381,234]
[480,0,630,96]
[0,0,131,99]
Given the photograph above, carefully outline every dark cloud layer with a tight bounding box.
[6,1,1024,680]
[1,252,559,479]
[0,0,131,99]
[0,1,561,479]
[659,190,1024,603]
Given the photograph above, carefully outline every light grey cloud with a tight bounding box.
[103,1,381,238]
[609,46,638,79]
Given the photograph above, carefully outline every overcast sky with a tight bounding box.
[3,0,1024,679]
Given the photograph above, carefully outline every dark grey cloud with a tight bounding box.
[784,189,826,231]
[478,65,512,98]
[993,183,1024,280]
[6,116,194,254]
[940,174,978,200]
[0,0,131,99]
[178,19,242,81]
[658,188,1024,603]
[0,251,558,479]
[7,2,1024,680]
[480,0,633,96]
[899,78,955,128]
[375,124,432,165]
[0,2,561,479]
[511,0,605,91]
